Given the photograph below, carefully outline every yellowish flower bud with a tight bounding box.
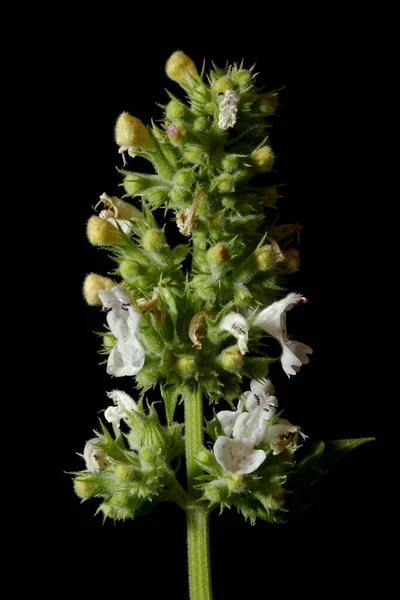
[255,245,275,271]
[166,100,185,119]
[207,243,229,265]
[216,174,235,193]
[174,355,196,379]
[218,345,243,372]
[119,260,141,280]
[166,51,198,84]
[103,333,116,350]
[99,193,143,220]
[262,186,280,207]
[259,93,279,115]
[197,450,212,465]
[83,273,115,306]
[115,112,154,148]
[74,479,96,499]
[86,216,123,245]
[250,146,275,172]
[114,464,135,483]
[281,248,300,273]
[213,76,235,94]
[142,229,166,251]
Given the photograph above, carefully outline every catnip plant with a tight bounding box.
[71,51,371,600]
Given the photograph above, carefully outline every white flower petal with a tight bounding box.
[233,410,268,446]
[107,389,137,412]
[220,312,249,354]
[214,436,266,475]
[264,419,303,454]
[244,379,278,418]
[106,217,133,236]
[83,438,108,471]
[104,390,137,426]
[111,286,131,304]
[250,378,275,397]
[98,289,120,310]
[107,339,145,377]
[215,399,243,436]
[281,340,313,378]
[218,91,238,130]
[253,293,306,341]
[104,405,124,426]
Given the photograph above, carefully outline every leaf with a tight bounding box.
[160,384,180,424]
[287,437,374,498]
[171,244,190,265]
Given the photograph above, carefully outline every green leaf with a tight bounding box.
[160,383,180,423]
[287,437,374,496]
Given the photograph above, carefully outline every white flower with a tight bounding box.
[98,286,145,377]
[219,312,249,354]
[264,418,306,455]
[243,378,278,421]
[104,390,137,427]
[84,438,109,471]
[253,293,313,377]
[214,437,266,475]
[218,90,238,130]
[215,399,243,437]
[99,212,133,236]
[214,396,267,475]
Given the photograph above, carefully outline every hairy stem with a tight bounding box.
[186,507,213,600]
[184,386,213,599]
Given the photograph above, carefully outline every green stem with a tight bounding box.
[186,507,213,600]
[164,470,189,510]
[185,385,204,498]
[184,386,213,600]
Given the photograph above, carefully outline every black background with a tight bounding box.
[46,34,379,596]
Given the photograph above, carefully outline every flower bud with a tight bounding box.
[123,174,147,195]
[213,76,235,94]
[193,116,209,132]
[119,260,141,280]
[140,446,157,464]
[166,51,198,84]
[218,345,243,372]
[233,69,253,88]
[255,245,274,271]
[167,124,184,144]
[204,486,223,503]
[103,333,116,350]
[170,186,191,207]
[86,216,123,245]
[259,93,279,115]
[197,449,212,465]
[221,153,240,173]
[114,464,135,483]
[166,100,186,119]
[250,146,275,172]
[174,355,196,379]
[182,145,204,164]
[216,174,235,193]
[74,479,96,499]
[174,168,195,188]
[262,187,280,207]
[281,248,300,273]
[115,112,154,148]
[142,229,166,251]
[207,243,229,265]
[83,273,115,305]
